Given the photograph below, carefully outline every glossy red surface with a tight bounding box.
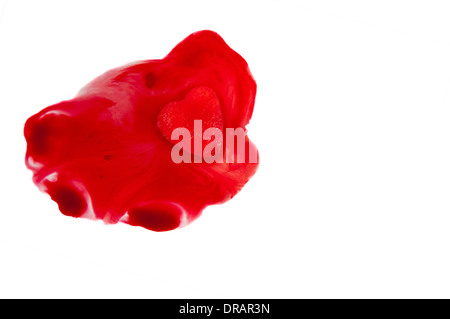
[24,30,258,231]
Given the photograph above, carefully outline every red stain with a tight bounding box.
[24,30,259,232]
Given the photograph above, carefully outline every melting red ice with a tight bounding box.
[24,30,258,232]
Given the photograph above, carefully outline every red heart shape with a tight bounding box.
[157,86,223,144]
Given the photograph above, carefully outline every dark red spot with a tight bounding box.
[128,201,182,232]
[144,73,156,88]
[24,113,74,163]
[47,184,87,217]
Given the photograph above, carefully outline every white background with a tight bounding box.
[1,0,450,298]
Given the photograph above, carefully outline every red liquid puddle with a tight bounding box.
[24,30,258,232]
